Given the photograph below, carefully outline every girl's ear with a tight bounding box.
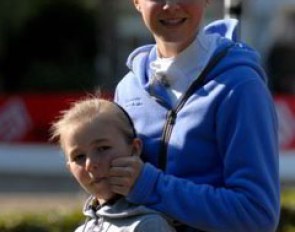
[132,138,143,156]
[133,0,141,12]
[65,162,74,176]
[66,161,71,172]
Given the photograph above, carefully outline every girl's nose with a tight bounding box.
[85,155,102,172]
[163,0,181,10]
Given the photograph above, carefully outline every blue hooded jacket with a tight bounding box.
[114,19,280,232]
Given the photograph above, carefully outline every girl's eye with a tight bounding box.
[97,146,111,152]
[72,154,86,163]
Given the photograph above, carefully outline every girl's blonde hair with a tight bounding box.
[50,97,136,147]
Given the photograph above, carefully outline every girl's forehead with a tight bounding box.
[61,105,130,143]
[62,117,120,147]
[95,111,122,127]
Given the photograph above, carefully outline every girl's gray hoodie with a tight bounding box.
[75,196,176,232]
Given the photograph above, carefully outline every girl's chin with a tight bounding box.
[91,187,115,200]
[95,193,116,204]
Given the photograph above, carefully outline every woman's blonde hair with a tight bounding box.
[50,97,136,147]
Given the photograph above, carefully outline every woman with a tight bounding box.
[109,0,280,231]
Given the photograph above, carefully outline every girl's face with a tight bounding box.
[133,0,208,57]
[62,115,141,204]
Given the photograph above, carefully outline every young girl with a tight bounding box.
[51,97,176,232]
[111,0,280,231]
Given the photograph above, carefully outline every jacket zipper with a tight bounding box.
[159,109,176,169]
[157,43,234,170]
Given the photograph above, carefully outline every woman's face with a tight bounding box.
[62,115,141,204]
[133,0,208,56]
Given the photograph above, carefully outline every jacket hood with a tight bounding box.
[125,19,267,90]
[83,196,162,220]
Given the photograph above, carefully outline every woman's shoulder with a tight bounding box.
[126,44,155,70]
[212,40,266,83]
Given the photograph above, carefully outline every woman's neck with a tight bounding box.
[156,35,197,58]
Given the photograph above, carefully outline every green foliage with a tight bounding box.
[277,188,295,232]
[1,188,295,232]
[278,207,295,232]
[0,209,84,232]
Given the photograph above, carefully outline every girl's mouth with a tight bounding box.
[92,178,106,186]
[89,175,106,184]
[160,18,186,26]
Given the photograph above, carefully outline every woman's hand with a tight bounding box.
[108,155,144,196]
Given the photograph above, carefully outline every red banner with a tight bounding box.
[0,93,294,153]
[0,93,112,143]
[275,95,295,151]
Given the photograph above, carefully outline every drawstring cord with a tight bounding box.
[81,195,121,231]
[82,217,91,232]
[82,197,99,232]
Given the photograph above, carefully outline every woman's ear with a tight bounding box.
[132,138,143,156]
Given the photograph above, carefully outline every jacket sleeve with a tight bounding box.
[126,78,280,232]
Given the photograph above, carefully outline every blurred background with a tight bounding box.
[0,0,295,230]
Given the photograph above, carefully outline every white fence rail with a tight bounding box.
[0,144,67,176]
[0,144,295,182]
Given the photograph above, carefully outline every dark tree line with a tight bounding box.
[0,0,108,93]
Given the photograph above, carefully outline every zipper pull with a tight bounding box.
[168,110,176,125]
